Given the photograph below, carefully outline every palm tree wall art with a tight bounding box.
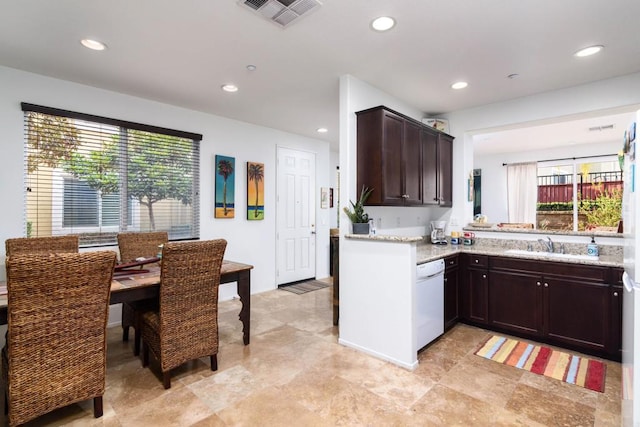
[215,155,235,218]
[247,162,264,220]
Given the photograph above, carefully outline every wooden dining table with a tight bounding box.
[0,260,254,345]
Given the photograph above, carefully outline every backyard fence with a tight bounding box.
[537,171,622,204]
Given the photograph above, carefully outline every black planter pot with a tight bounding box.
[351,223,370,235]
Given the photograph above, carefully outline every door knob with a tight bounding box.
[544,283,549,287]
[536,281,541,286]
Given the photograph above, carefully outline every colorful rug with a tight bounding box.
[474,335,607,392]
[279,280,330,295]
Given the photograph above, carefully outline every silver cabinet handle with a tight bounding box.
[544,283,549,287]
[614,292,619,297]
[536,281,541,286]
[475,259,479,263]
[444,278,448,283]
[482,274,487,279]
[402,194,409,199]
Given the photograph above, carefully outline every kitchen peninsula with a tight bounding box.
[338,231,624,371]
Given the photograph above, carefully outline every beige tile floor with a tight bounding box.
[9,283,621,426]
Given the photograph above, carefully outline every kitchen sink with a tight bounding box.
[504,249,599,261]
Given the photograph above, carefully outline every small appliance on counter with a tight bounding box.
[430,221,447,245]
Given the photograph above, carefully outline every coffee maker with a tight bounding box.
[430,221,447,245]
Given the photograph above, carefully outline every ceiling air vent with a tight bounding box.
[239,0,322,28]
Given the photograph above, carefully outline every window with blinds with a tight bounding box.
[22,103,201,247]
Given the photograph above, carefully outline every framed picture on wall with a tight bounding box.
[215,155,235,218]
[247,161,264,220]
[320,187,329,209]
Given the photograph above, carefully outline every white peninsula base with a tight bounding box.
[338,235,420,370]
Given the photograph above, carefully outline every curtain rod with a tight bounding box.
[502,153,617,166]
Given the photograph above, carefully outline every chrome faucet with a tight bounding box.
[538,236,554,253]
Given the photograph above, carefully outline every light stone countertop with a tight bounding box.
[463,224,623,239]
[344,233,623,267]
[344,234,424,243]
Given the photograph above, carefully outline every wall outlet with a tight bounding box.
[376,218,382,228]
[396,217,401,226]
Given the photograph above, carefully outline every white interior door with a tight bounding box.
[276,147,316,285]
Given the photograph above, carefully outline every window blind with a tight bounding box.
[22,103,201,247]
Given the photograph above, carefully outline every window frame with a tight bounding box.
[537,154,620,232]
[22,103,202,247]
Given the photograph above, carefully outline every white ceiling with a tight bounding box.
[473,110,637,155]
[1,0,640,153]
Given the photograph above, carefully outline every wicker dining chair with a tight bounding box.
[117,231,168,355]
[2,251,117,426]
[140,239,227,389]
[5,235,79,257]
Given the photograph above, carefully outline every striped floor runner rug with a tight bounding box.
[475,335,607,392]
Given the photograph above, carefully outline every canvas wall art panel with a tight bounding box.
[320,187,329,209]
[215,155,235,218]
[247,161,264,220]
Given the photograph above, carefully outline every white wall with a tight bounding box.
[329,150,340,229]
[0,66,331,297]
[441,71,640,225]
[475,140,620,224]
[338,75,452,237]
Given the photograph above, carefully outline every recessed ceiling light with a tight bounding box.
[574,45,604,57]
[80,39,107,51]
[221,84,238,93]
[317,127,328,133]
[246,65,257,71]
[371,16,395,32]
[451,81,468,90]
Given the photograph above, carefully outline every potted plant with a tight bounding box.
[343,186,374,234]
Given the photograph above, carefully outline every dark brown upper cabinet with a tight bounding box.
[356,106,453,207]
[422,127,453,207]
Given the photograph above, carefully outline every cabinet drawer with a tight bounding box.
[543,262,608,283]
[490,256,541,273]
[466,254,488,268]
[611,267,624,285]
[444,255,458,269]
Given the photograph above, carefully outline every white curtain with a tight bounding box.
[507,162,537,224]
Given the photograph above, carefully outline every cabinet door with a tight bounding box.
[467,268,489,325]
[544,277,609,353]
[610,285,623,359]
[421,128,438,205]
[489,270,542,336]
[437,135,453,207]
[403,120,422,204]
[380,111,405,205]
[444,260,459,331]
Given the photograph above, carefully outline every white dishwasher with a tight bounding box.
[416,258,445,350]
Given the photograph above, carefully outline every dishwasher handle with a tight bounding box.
[416,259,445,280]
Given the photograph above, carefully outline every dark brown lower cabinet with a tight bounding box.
[444,255,459,331]
[461,254,489,325]
[544,277,609,354]
[489,270,542,336]
[609,267,624,359]
[458,255,622,360]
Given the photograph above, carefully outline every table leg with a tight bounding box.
[237,270,251,345]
